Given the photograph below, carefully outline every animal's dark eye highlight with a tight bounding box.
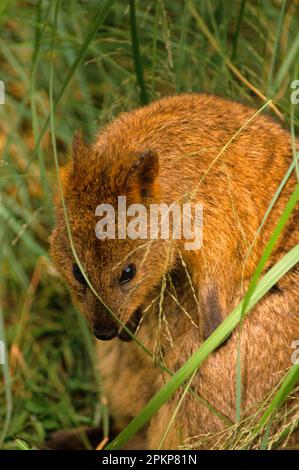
[119,263,136,284]
[72,263,88,286]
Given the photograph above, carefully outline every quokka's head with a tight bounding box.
[50,131,175,341]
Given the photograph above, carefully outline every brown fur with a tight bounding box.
[50,94,299,449]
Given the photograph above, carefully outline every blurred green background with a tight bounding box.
[0,0,298,449]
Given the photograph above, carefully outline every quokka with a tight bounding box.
[50,94,298,449]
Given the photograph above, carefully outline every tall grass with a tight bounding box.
[0,0,298,450]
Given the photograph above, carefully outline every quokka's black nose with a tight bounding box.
[93,319,118,341]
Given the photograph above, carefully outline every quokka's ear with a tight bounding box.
[124,150,159,199]
[72,130,91,173]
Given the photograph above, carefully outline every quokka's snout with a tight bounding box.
[93,318,118,341]
[91,299,118,341]
[91,298,142,342]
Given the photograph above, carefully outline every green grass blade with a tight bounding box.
[275,33,299,90]
[30,0,52,203]
[176,0,190,92]
[150,1,160,97]
[266,0,287,96]
[260,418,273,450]
[0,0,8,18]
[231,0,246,61]
[129,0,148,105]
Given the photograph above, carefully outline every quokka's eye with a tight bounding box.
[72,263,88,286]
[119,263,136,284]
